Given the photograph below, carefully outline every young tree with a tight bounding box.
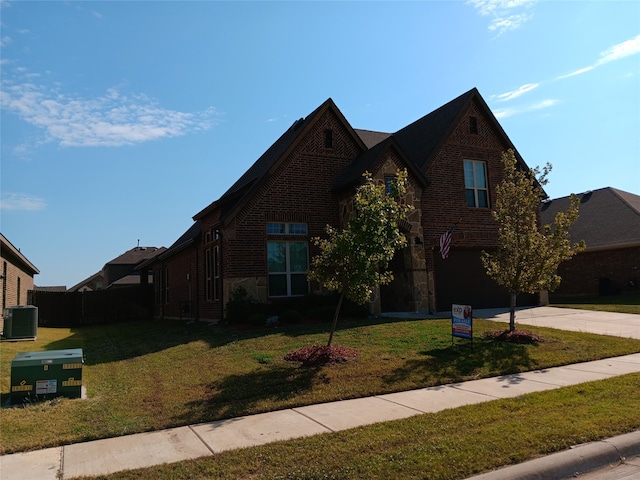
[482,150,585,332]
[308,169,413,346]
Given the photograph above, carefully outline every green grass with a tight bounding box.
[76,373,640,480]
[551,292,640,314]
[2,315,640,455]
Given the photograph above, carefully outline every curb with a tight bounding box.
[464,430,640,480]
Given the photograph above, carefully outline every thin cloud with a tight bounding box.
[1,73,221,147]
[495,83,539,101]
[467,0,537,36]
[0,192,46,211]
[493,98,558,118]
[558,34,640,79]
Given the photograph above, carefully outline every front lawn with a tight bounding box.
[551,292,640,314]
[2,316,640,454]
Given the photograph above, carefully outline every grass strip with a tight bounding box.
[75,373,640,480]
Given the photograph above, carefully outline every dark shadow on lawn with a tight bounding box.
[174,363,321,424]
[41,315,433,366]
[384,337,540,387]
[42,319,280,366]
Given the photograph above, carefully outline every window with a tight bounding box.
[384,176,395,195]
[205,249,213,301]
[17,277,21,305]
[469,116,478,135]
[267,222,309,297]
[266,223,307,235]
[213,245,220,301]
[464,160,489,208]
[324,129,334,148]
[2,262,6,310]
[205,246,221,301]
[267,241,309,297]
[164,267,170,304]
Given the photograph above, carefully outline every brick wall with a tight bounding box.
[219,108,363,304]
[554,246,640,295]
[1,254,36,316]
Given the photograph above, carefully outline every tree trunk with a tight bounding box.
[509,291,517,332]
[327,292,345,347]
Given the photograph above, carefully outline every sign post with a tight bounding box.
[452,304,473,345]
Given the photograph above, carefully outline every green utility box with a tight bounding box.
[10,349,84,403]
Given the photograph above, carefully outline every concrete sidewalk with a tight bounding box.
[2,353,640,480]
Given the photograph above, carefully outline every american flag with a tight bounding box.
[439,227,454,259]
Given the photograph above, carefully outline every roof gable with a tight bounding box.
[194,98,367,223]
[0,233,39,275]
[392,88,528,171]
[540,187,640,250]
[333,136,428,191]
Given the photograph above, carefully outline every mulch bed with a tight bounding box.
[482,329,542,344]
[284,345,360,366]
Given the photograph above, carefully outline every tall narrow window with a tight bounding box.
[2,262,6,310]
[164,267,170,304]
[324,129,334,148]
[205,249,213,301]
[469,116,478,134]
[213,245,220,301]
[17,277,21,305]
[266,222,309,297]
[464,160,489,208]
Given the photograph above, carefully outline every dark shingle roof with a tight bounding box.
[540,187,640,250]
[106,246,165,266]
[393,89,477,171]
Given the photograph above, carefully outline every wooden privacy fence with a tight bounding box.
[28,285,154,327]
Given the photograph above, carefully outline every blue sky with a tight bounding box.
[1,0,639,288]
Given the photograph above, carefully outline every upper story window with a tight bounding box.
[469,116,478,135]
[464,160,489,208]
[267,222,308,235]
[324,129,334,148]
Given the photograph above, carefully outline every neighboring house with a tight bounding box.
[145,88,540,321]
[0,233,40,320]
[68,271,104,292]
[68,246,166,292]
[541,187,640,296]
[33,286,67,292]
[103,246,165,288]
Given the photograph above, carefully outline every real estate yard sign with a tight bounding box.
[452,304,473,340]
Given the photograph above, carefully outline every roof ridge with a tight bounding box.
[609,187,640,217]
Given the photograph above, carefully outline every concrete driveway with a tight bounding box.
[475,306,640,339]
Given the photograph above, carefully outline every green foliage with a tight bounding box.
[308,169,413,344]
[482,150,585,329]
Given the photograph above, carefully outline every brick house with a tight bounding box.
[144,88,539,321]
[541,187,640,296]
[1,233,40,320]
[68,246,166,292]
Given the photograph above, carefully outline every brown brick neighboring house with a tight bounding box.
[144,88,540,321]
[1,233,40,320]
[541,187,640,296]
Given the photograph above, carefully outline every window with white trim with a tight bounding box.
[205,248,213,301]
[266,222,307,235]
[266,222,309,297]
[464,160,489,208]
[213,245,220,301]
